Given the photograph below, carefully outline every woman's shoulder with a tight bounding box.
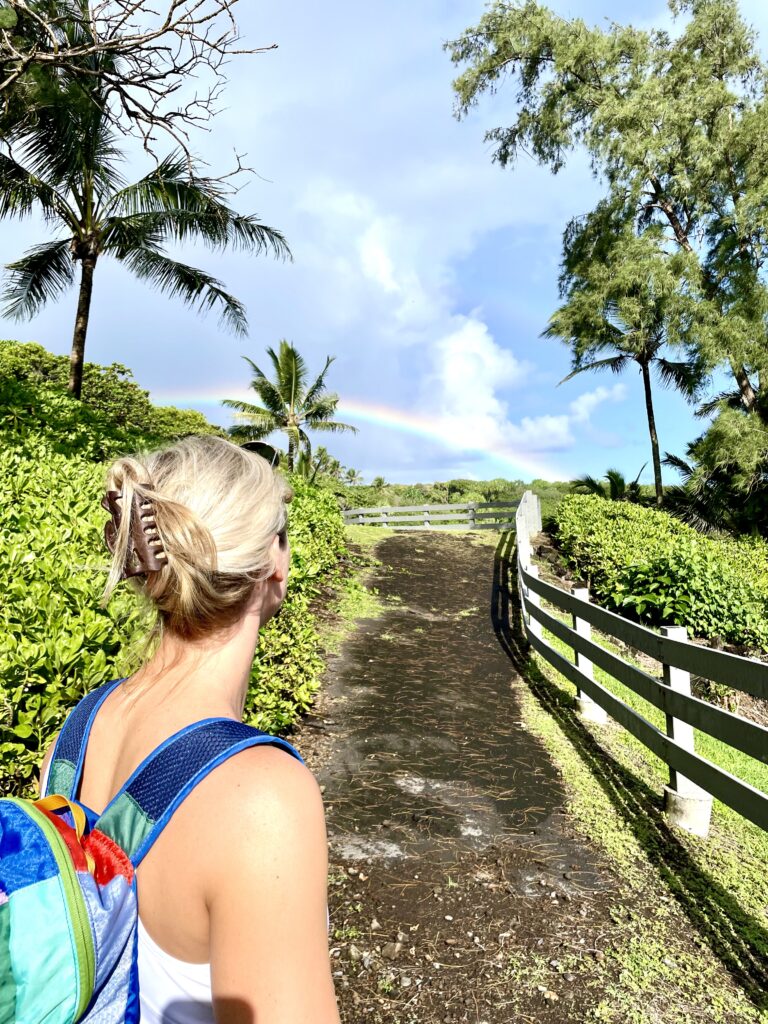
[189,741,328,927]
[193,740,325,862]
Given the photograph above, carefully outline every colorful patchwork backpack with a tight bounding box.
[0,678,302,1023]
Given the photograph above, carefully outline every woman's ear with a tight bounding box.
[268,532,288,583]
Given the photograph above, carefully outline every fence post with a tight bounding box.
[516,502,531,570]
[533,493,542,534]
[571,587,608,725]
[423,505,430,529]
[469,503,476,530]
[526,565,543,641]
[357,512,364,525]
[382,509,389,527]
[660,625,713,837]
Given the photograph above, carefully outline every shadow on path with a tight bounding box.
[491,531,768,1009]
[305,532,622,1023]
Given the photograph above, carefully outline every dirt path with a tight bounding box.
[297,533,623,1023]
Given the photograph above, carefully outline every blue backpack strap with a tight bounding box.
[45,679,125,798]
[94,719,303,868]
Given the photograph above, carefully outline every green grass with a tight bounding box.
[517,575,768,1022]
[344,524,397,548]
[536,601,768,911]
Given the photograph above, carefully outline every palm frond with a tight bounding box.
[2,239,75,319]
[570,474,607,497]
[303,393,343,422]
[118,247,248,335]
[655,358,701,398]
[106,156,291,258]
[240,357,288,418]
[267,341,309,410]
[298,427,312,466]
[227,421,279,442]
[630,462,648,487]
[605,468,627,501]
[301,356,335,409]
[285,424,302,471]
[309,420,359,434]
[14,88,124,203]
[220,398,283,426]
[559,354,630,385]
[100,215,166,257]
[0,153,76,227]
[694,390,742,418]
[662,452,694,479]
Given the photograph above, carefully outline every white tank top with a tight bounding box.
[137,918,214,1023]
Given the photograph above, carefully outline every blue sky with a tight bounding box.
[2,0,767,483]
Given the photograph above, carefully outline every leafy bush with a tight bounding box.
[248,477,348,730]
[554,495,768,651]
[0,345,348,795]
[0,339,225,451]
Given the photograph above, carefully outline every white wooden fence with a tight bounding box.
[515,490,768,836]
[342,500,519,531]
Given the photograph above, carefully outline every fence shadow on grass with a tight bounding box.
[491,530,768,1010]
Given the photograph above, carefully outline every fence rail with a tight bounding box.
[515,490,768,836]
[342,500,519,531]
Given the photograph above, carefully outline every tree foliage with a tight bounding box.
[223,340,357,472]
[0,0,273,155]
[0,338,225,448]
[570,465,646,503]
[448,0,768,523]
[0,64,289,397]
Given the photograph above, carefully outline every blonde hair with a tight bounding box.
[102,436,292,640]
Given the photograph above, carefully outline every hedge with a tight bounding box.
[554,495,768,652]
[0,417,347,796]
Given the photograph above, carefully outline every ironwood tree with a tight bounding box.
[447,0,768,513]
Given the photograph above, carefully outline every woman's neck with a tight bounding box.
[127,600,263,720]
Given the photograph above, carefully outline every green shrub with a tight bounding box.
[554,495,768,650]
[0,438,347,796]
[0,339,225,454]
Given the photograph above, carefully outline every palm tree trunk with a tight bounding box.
[641,360,663,505]
[68,256,97,398]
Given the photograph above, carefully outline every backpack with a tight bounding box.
[0,678,302,1024]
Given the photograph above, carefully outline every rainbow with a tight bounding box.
[150,387,562,481]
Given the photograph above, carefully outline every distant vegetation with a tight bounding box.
[338,477,572,527]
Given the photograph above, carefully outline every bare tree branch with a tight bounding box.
[1,0,274,160]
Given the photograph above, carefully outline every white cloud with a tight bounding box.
[569,383,627,424]
[423,320,627,456]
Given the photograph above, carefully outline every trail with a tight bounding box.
[298,532,621,1023]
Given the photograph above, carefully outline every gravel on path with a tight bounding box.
[296,532,623,1023]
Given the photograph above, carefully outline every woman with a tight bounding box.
[40,436,340,1024]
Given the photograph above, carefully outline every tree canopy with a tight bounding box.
[0,62,289,397]
[448,0,768,519]
[223,341,358,472]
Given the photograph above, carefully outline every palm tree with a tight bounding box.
[571,465,646,502]
[0,63,289,398]
[344,468,363,485]
[223,341,358,471]
[546,291,701,507]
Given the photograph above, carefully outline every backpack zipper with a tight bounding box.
[9,798,96,1022]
